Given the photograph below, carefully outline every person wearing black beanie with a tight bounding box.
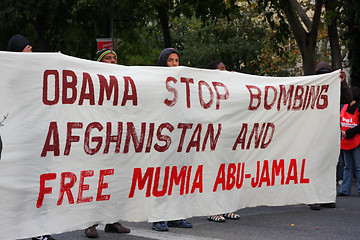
[7,34,32,52]
[6,34,55,240]
[158,48,180,67]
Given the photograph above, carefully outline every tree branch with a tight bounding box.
[309,0,323,46]
[290,0,312,31]
[279,0,307,50]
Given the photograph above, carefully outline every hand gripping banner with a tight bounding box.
[0,52,340,239]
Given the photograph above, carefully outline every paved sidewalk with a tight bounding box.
[24,184,360,240]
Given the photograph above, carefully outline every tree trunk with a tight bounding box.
[328,20,342,70]
[157,5,171,48]
[325,0,342,70]
[33,16,50,51]
[301,42,318,75]
[280,0,323,75]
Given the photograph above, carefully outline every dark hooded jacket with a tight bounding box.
[158,48,180,66]
[315,61,352,104]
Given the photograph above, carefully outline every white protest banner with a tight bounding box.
[0,52,339,239]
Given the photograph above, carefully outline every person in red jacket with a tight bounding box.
[338,86,360,196]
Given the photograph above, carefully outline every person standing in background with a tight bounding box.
[338,86,360,196]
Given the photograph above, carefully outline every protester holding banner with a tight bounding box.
[1,34,32,160]
[308,61,353,210]
[83,48,131,238]
[315,61,352,104]
[6,33,54,240]
[7,34,32,52]
[158,48,181,67]
[316,61,352,187]
[206,60,241,222]
[3,34,32,160]
[338,86,360,196]
[151,48,193,231]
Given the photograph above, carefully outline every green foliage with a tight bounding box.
[342,0,360,86]
[253,36,302,76]
[115,22,163,66]
[170,16,266,73]
[252,0,291,51]
[0,0,342,77]
[0,0,105,58]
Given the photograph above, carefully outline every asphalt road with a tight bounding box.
[22,184,360,240]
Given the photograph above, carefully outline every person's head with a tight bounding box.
[207,60,226,71]
[96,48,117,64]
[158,48,180,67]
[351,86,360,101]
[315,61,332,75]
[7,34,32,52]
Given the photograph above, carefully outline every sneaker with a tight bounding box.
[167,219,193,228]
[104,222,131,233]
[85,226,99,238]
[32,235,55,240]
[152,221,169,231]
[320,202,336,208]
[337,192,349,196]
[309,204,321,210]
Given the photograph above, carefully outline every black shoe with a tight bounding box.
[320,202,336,208]
[104,222,130,233]
[309,204,321,210]
[337,192,349,196]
